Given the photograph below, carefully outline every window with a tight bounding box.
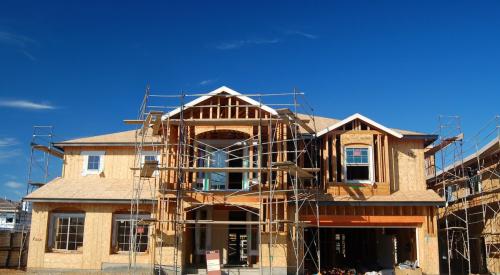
[50,213,85,251]
[446,185,458,202]
[113,214,149,253]
[141,151,160,176]
[344,147,374,183]
[6,216,14,223]
[81,151,104,175]
[197,141,250,191]
[87,155,100,170]
[335,233,346,258]
[144,155,157,162]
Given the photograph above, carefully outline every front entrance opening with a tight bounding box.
[185,207,258,271]
[305,227,417,274]
[227,211,248,266]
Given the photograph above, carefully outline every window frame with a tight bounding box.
[112,213,151,254]
[196,139,250,192]
[343,146,374,184]
[141,151,160,177]
[48,212,85,252]
[81,151,105,176]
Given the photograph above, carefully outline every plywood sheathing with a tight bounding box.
[24,177,156,201]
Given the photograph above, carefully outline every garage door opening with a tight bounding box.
[304,227,418,274]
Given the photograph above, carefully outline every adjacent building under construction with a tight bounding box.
[425,116,499,274]
[24,86,444,274]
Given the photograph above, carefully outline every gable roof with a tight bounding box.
[162,86,278,119]
[316,113,404,138]
[0,198,20,211]
[54,113,431,147]
[318,113,403,138]
[24,177,158,203]
[54,129,161,147]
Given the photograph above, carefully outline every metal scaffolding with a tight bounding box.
[127,87,322,274]
[426,115,500,274]
[19,126,63,268]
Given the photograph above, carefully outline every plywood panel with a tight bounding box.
[26,202,165,271]
[389,138,426,192]
[63,147,137,180]
[417,207,439,275]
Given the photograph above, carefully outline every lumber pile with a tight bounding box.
[0,231,28,268]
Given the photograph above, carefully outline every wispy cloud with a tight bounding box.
[0,31,38,61]
[285,30,318,40]
[20,50,36,61]
[5,181,23,189]
[0,137,21,162]
[0,100,55,110]
[0,137,18,147]
[215,38,280,50]
[199,79,216,86]
[0,149,21,161]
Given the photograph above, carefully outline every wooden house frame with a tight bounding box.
[25,86,444,274]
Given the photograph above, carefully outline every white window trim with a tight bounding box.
[112,213,151,253]
[81,151,105,176]
[48,212,85,251]
[343,146,374,184]
[141,151,160,177]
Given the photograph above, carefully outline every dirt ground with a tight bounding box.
[0,269,151,275]
[0,269,26,274]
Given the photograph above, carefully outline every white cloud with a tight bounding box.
[5,181,23,189]
[0,149,21,161]
[20,50,36,61]
[285,30,318,39]
[0,100,55,110]
[0,31,37,48]
[0,31,38,61]
[215,38,280,50]
[0,137,18,147]
[0,138,21,162]
[199,79,215,86]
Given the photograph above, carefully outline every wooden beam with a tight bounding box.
[166,118,281,126]
[124,119,143,125]
[139,160,159,178]
[425,133,464,157]
[32,144,64,159]
[302,214,425,226]
[276,109,315,133]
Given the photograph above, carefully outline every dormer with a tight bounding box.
[317,113,436,196]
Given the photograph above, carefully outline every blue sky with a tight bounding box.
[1,1,499,200]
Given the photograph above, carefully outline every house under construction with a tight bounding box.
[425,116,499,274]
[25,86,443,274]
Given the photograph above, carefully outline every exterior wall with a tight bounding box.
[322,130,392,196]
[260,233,288,271]
[62,147,136,179]
[389,138,426,192]
[27,202,173,271]
[0,211,18,230]
[321,126,427,196]
[484,212,500,273]
[416,207,440,275]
